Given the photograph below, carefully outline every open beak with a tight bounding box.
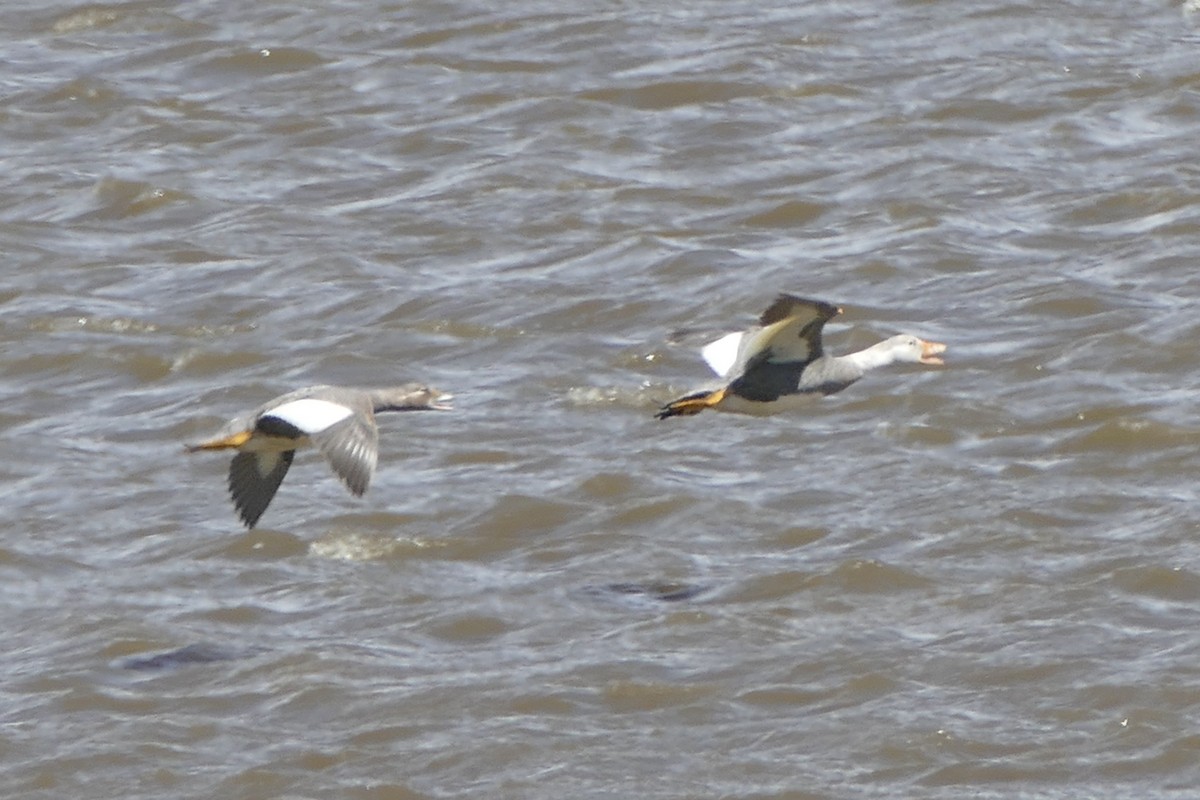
[431,392,454,411]
[919,340,947,366]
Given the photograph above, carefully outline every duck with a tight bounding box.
[187,384,452,527]
[655,294,945,419]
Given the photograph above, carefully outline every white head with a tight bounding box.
[882,334,947,365]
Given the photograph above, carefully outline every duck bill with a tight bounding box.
[919,340,947,366]
[431,392,455,411]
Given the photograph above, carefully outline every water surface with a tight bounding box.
[3,1,1200,797]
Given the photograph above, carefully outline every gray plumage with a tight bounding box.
[657,294,945,418]
[725,295,842,402]
[188,383,452,528]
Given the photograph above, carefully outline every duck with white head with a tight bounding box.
[657,294,946,419]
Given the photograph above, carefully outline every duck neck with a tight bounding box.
[368,385,426,412]
[841,340,900,373]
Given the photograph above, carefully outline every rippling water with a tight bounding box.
[4,1,1200,797]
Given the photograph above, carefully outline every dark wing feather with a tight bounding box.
[725,295,842,400]
[737,295,841,369]
[228,450,294,528]
[758,294,839,328]
[309,416,378,497]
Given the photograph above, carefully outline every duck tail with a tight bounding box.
[654,387,726,420]
[184,429,253,453]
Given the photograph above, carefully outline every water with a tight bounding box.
[3,1,1200,797]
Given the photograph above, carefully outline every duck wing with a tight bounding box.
[734,294,841,372]
[228,450,294,528]
[700,331,744,378]
[308,414,379,497]
[254,393,377,496]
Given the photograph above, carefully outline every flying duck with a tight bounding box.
[187,384,452,527]
[656,294,945,419]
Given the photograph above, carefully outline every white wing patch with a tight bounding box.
[267,398,354,434]
[700,331,743,377]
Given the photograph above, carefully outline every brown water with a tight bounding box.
[3,1,1200,797]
